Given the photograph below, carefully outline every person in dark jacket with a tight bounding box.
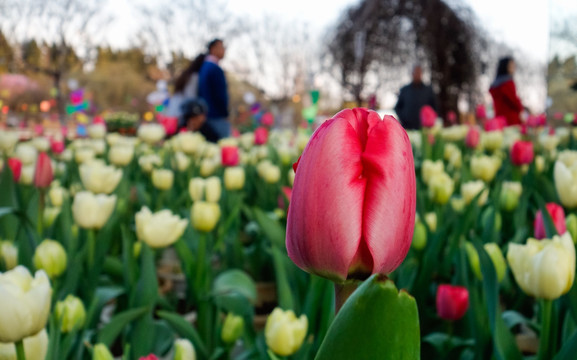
[394,65,437,130]
[489,57,524,126]
[179,98,220,142]
[197,39,230,140]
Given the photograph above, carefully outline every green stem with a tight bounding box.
[87,229,96,269]
[195,233,208,296]
[15,339,26,360]
[334,282,358,314]
[537,299,553,360]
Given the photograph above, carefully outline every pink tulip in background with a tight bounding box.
[286,108,416,281]
[465,126,480,149]
[484,116,506,132]
[475,104,487,120]
[510,140,534,166]
[261,112,274,126]
[534,203,567,239]
[34,152,53,188]
[221,146,240,166]
[7,158,22,182]
[436,284,469,321]
[158,115,178,136]
[51,139,65,154]
[254,127,269,145]
[420,105,437,128]
[447,111,457,125]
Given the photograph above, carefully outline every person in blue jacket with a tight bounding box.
[198,38,230,140]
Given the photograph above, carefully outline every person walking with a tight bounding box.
[198,38,230,140]
[166,54,206,120]
[394,65,437,130]
[489,57,524,126]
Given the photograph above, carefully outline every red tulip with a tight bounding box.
[221,146,240,166]
[475,104,487,120]
[254,127,268,145]
[261,112,274,126]
[34,124,44,136]
[33,152,53,188]
[447,111,457,125]
[231,128,241,138]
[159,115,178,136]
[7,158,22,182]
[484,117,506,132]
[510,140,534,166]
[465,127,480,149]
[534,203,566,239]
[51,139,65,154]
[420,105,437,128]
[436,284,469,321]
[139,355,158,360]
[286,108,416,281]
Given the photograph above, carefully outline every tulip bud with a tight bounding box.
[205,177,222,203]
[221,146,240,167]
[0,130,19,154]
[481,131,504,152]
[80,162,123,195]
[425,212,437,232]
[109,145,134,166]
[254,127,269,145]
[0,329,48,360]
[534,203,566,239]
[191,201,221,232]
[189,178,205,201]
[420,105,437,128]
[554,160,577,209]
[436,284,469,321]
[421,160,444,185]
[465,127,480,149]
[465,242,507,282]
[72,191,117,230]
[88,124,106,139]
[173,151,191,172]
[224,167,245,191]
[74,147,95,164]
[135,207,188,249]
[257,161,280,184]
[0,241,18,269]
[20,165,35,185]
[288,168,295,187]
[412,220,427,250]
[152,169,174,190]
[93,343,114,360]
[174,339,196,360]
[55,295,86,333]
[471,155,500,183]
[34,152,53,188]
[566,214,577,244]
[7,158,22,182]
[461,181,488,206]
[15,143,38,165]
[33,239,67,278]
[221,313,244,344]
[507,232,575,299]
[0,267,52,342]
[138,154,162,173]
[200,159,218,177]
[137,123,165,145]
[265,308,308,356]
[500,181,522,211]
[43,207,61,228]
[427,172,454,205]
[450,197,465,213]
[510,140,534,166]
[48,185,66,207]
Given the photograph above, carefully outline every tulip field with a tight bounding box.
[1,109,577,360]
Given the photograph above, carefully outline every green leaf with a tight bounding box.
[85,286,125,329]
[132,243,158,308]
[156,310,208,359]
[97,306,148,347]
[0,207,15,218]
[213,269,257,302]
[556,330,577,360]
[252,207,285,247]
[423,332,474,354]
[315,275,419,360]
[271,246,295,311]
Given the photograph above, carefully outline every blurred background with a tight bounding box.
[0,0,575,127]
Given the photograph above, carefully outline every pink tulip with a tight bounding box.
[34,152,53,188]
[7,158,22,182]
[51,139,65,154]
[278,186,292,210]
[436,285,469,321]
[139,355,158,360]
[231,128,241,138]
[34,124,44,136]
[159,116,178,136]
[510,140,534,166]
[420,105,437,128]
[465,127,480,149]
[261,112,274,126]
[534,203,566,239]
[254,127,268,145]
[484,117,506,132]
[286,108,416,281]
[221,146,239,167]
[447,111,457,125]
[475,104,487,120]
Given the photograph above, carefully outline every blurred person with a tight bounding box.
[394,65,437,130]
[179,97,219,142]
[198,38,230,140]
[165,54,206,118]
[489,57,524,126]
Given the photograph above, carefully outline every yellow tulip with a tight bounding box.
[174,338,196,360]
[191,201,221,232]
[224,167,245,191]
[80,162,122,194]
[108,145,134,166]
[421,160,444,185]
[33,239,67,279]
[55,295,86,333]
[0,241,18,270]
[265,308,308,357]
[152,169,174,191]
[135,207,188,248]
[205,177,222,203]
[137,123,165,145]
[72,191,117,230]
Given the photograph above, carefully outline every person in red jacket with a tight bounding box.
[489,57,524,126]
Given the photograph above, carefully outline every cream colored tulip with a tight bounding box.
[500,181,523,211]
[55,295,86,333]
[31,137,50,152]
[92,344,114,360]
[175,132,205,154]
[481,131,504,152]
[57,148,72,162]
[33,240,67,279]
[108,145,134,166]
[72,191,117,229]
[152,169,174,190]
[80,162,122,194]
[48,186,65,207]
[189,178,205,201]
[88,139,106,155]
[265,307,308,357]
[461,180,488,206]
[421,160,444,185]
[0,241,18,270]
[224,167,245,191]
[87,124,107,139]
[465,242,507,282]
[507,232,575,300]
[218,137,238,148]
[19,165,34,185]
[174,152,191,172]
[205,177,222,203]
[239,133,255,150]
[0,131,19,154]
[425,212,437,232]
[135,207,188,248]
[0,329,48,360]
[428,172,454,205]
[191,201,221,232]
[471,155,501,183]
[138,154,162,173]
[200,159,218,177]
[74,147,95,164]
[174,339,196,360]
[14,143,37,165]
[137,123,165,145]
[0,267,52,342]
[441,125,468,142]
